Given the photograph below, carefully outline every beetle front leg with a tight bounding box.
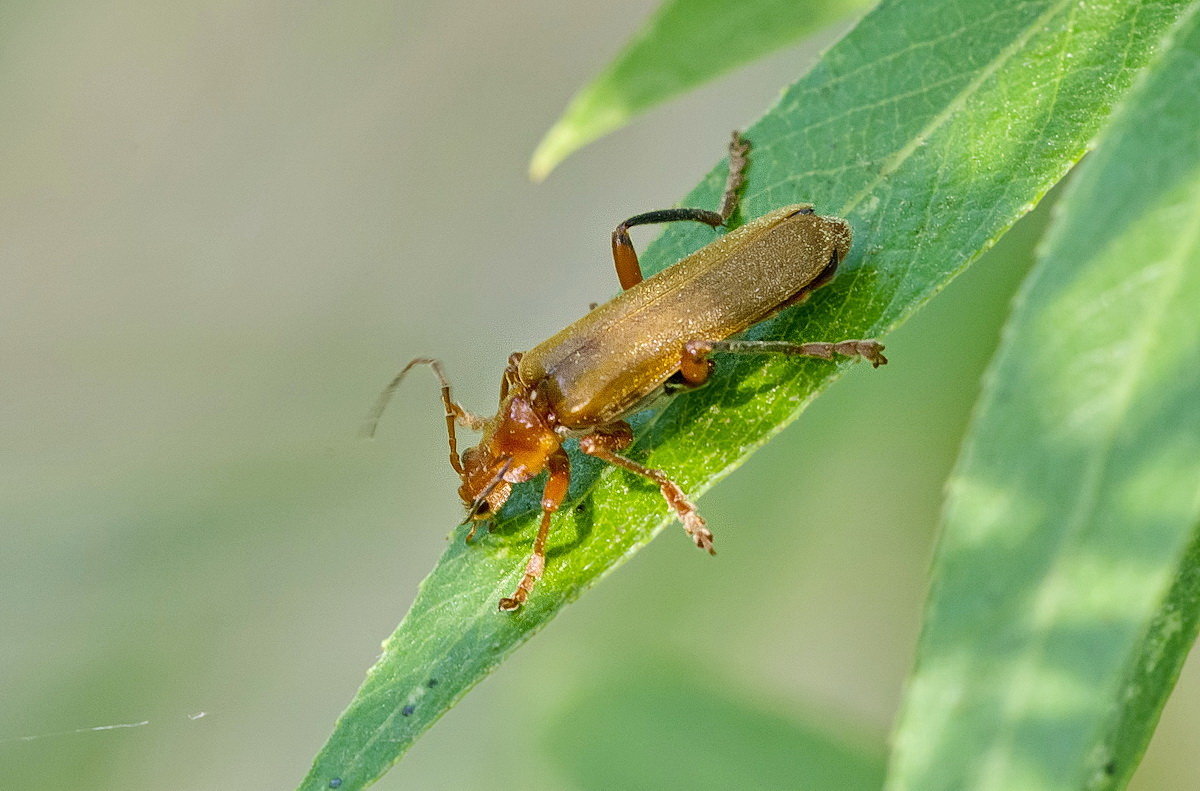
[610,131,750,290]
[498,448,570,611]
[364,358,487,475]
[684,338,888,374]
[579,423,715,554]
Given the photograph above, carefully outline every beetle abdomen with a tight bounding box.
[520,205,851,427]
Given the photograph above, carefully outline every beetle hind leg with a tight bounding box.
[610,131,751,290]
[716,130,750,221]
[579,423,715,554]
[684,338,888,371]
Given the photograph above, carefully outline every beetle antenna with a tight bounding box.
[362,358,433,438]
[364,355,475,439]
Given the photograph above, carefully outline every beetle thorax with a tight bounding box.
[458,385,561,519]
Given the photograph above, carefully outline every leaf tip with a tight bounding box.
[529,122,576,182]
[530,91,632,181]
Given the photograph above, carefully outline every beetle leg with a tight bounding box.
[499,352,524,401]
[684,338,889,371]
[499,448,571,611]
[579,423,715,554]
[363,358,486,476]
[716,129,751,221]
[610,131,750,290]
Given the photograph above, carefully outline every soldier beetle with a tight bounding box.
[369,133,886,610]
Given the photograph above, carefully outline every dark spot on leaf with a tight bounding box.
[427,678,438,687]
[329,779,342,789]
[402,705,415,716]
[1104,761,1117,776]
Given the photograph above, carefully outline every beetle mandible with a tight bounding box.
[369,133,886,610]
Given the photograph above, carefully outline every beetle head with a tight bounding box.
[458,388,560,521]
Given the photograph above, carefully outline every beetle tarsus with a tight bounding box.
[694,338,888,369]
[791,339,888,367]
[659,478,714,554]
[845,339,888,367]
[498,541,546,611]
[680,500,715,554]
[499,550,545,611]
[717,130,750,222]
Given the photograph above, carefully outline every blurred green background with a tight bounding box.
[3,1,1198,789]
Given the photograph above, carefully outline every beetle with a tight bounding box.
[369,133,886,610]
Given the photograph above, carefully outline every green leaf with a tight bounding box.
[543,662,885,791]
[1101,526,1200,789]
[885,6,1200,790]
[300,1,1193,788]
[529,0,872,181]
